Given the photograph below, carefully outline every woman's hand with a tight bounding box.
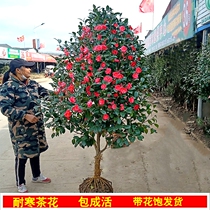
[24,114,39,123]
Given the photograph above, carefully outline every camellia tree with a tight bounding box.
[41,5,158,192]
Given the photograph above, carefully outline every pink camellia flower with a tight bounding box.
[115,43,119,47]
[111,103,117,110]
[88,59,93,64]
[93,45,102,51]
[72,104,82,112]
[113,71,124,79]
[113,23,118,27]
[64,48,69,56]
[95,78,101,83]
[67,84,74,93]
[128,97,135,104]
[119,26,125,32]
[120,87,128,94]
[101,62,106,68]
[120,104,125,111]
[103,113,109,120]
[103,75,113,83]
[54,87,61,95]
[120,46,127,53]
[134,104,140,110]
[132,72,139,79]
[66,62,73,70]
[64,109,72,120]
[83,76,89,83]
[101,84,107,90]
[68,96,76,104]
[105,68,112,74]
[87,100,93,108]
[58,81,66,89]
[89,66,93,71]
[128,55,133,61]
[94,92,100,97]
[126,83,132,90]
[115,84,123,92]
[69,72,74,79]
[96,55,102,62]
[97,34,102,40]
[99,98,105,106]
[112,50,118,55]
[135,67,142,73]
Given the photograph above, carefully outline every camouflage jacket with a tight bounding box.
[0,73,49,159]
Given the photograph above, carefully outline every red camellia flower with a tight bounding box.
[103,113,109,120]
[64,48,70,56]
[67,84,74,93]
[135,67,142,74]
[111,30,117,34]
[101,45,108,50]
[115,84,123,92]
[114,59,120,62]
[130,61,137,67]
[94,24,107,30]
[113,71,124,79]
[128,97,135,104]
[120,104,125,111]
[83,76,90,83]
[99,98,105,106]
[86,86,91,96]
[120,46,127,53]
[128,55,133,61]
[64,109,72,120]
[97,34,102,40]
[132,72,139,79]
[133,104,140,110]
[89,66,93,71]
[131,45,136,51]
[126,83,132,90]
[87,100,93,108]
[96,55,102,62]
[113,93,118,98]
[93,45,102,51]
[101,84,107,90]
[103,75,113,83]
[119,26,125,32]
[69,72,74,79]
[72,104,82,113]
[111,103,117,110]
[94,92,100,97]
[105,68,112,74]
[66,62,73,70]
[68,96,76,104]
[115,43,119,47]
[112,50,118,55]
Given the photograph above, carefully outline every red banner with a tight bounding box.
[2,195,207,208]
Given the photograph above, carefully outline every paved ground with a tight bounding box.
[1,78,210,193]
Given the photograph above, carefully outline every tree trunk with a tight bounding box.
[94,132,102,177]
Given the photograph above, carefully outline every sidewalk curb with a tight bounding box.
[151,95,208,149]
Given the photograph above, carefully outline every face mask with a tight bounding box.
[21,74,27,80]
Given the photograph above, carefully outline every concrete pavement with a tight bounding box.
[1,79,210,193]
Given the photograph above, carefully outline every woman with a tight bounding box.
[0,58,51,193]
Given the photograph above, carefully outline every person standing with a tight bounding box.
[0,58,51,193]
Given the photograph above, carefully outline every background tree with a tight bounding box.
[41,5,158,192]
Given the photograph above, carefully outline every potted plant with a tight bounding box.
[41,5,158,193]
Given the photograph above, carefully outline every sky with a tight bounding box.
[0,0,170,52]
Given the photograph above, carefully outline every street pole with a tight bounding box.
[33,23,45,73]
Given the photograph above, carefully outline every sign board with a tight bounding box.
[144,0,195,55]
